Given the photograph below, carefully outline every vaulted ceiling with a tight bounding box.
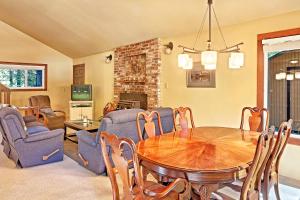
[0,0,299,58]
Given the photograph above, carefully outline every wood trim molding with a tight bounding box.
[257,28,300,146]
[257,28,300,108]
[0,61,47,91]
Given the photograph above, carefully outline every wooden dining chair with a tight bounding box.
[136,111,163,141]
[213,127,275,200]
[173,107,195,131]
[262,119,293,200]
[100,131,190,200]
[136,111,168,182]
[240,107,269,131]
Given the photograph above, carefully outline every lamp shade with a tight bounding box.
[204,64,216,70]
[280,72,287,79]
[229,52,244,69]
[286,74,294,80]
[178,53,189,68]
[295,72,300,79]
[201,50,217,70]
[182,57,193,69]
[275,73,282,80]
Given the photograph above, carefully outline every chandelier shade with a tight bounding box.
[201,50,217,70]
[204,64,217,70]
[229,52,244,69]
[275,72,286,80]
[286,74,294,81]
[178,53,190,68]
[182,57,193,69]
[275,73,282,80]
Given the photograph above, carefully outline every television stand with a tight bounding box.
[69,101,94,120]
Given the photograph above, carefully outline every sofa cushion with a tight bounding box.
[40,108,56,116]
[105,109,145,124]
[27,126,49,135]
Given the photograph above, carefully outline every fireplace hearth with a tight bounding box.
[119,93,147,110]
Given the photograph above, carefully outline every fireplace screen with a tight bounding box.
[119,93,147,110]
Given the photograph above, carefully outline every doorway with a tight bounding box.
[267,50,300,134]
[73,64,85,84]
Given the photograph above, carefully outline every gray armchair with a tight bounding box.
[0,107,64,168]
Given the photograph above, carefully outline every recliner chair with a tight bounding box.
[0,107,64,167]
[29,95,66,130]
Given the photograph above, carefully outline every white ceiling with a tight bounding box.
[0,0,299,58]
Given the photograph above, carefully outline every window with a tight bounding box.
[261,34,300,135]
[267,49,300,135]
[0,62,47,90]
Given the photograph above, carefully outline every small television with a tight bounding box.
[71,84,92,101]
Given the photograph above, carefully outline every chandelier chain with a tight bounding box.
[212,6,228,49]
[193,7,208,50]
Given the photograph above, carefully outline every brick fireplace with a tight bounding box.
[114,38,161,109]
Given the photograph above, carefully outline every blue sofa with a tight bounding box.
[76,107,174,174]
[0,107,64,168]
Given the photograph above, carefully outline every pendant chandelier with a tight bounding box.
[178,0,244,70]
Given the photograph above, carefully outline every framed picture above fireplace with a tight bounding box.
[186,61,216,88]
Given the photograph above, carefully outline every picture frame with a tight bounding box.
[186,61,216,88]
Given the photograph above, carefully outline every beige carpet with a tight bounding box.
[0,146,113,200]
[1,140,300,199]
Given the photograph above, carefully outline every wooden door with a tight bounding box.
[73,64,85,84]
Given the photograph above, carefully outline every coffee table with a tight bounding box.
[64,120,100,143]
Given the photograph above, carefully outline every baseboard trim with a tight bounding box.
[280,175,300,189]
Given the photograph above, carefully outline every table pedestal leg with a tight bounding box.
[191,183,219,200]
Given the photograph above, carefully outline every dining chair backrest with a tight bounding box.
[269,119,292,170]
[262,119,292,200]
[240,127,275,200]
[240,107,269,131]
[173,107,195,131]
[136,111,163,141]
[100,131,144,200]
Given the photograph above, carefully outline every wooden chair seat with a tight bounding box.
[213,181,244,200]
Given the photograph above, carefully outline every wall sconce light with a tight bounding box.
[164,42,173,55]
[105,54,113,63]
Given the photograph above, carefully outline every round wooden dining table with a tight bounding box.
[136,127,260,200]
